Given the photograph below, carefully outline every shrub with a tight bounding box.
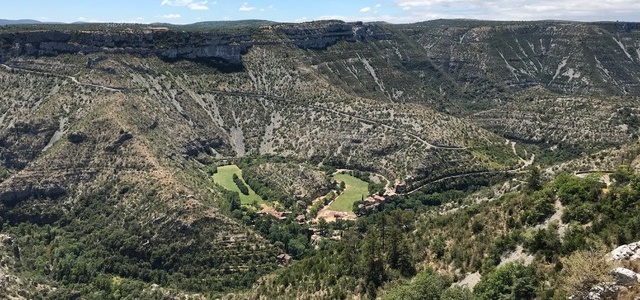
[442,286,476,300]
[555,246,613,299]
[206,164,218,176]
[381,268,446,300]
[474,262,538,300]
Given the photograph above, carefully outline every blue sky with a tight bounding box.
[2,0,639,24]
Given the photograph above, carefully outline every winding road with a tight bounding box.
[1,63,125,92]
[399,170,515,196]
[399,140,535,196]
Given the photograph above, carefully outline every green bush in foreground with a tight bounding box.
[474,262,538,300]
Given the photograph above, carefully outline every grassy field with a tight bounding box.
[213,165,264,205]
[330,173,369,212]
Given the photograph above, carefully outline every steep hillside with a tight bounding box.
[310,20,640,103]
[0,64,279,297]
[299,20,640,156]
[0,19,639,299]
[405,21,640,96]
[0,21,522,297]
[0,29,522,180]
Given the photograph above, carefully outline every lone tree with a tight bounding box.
[526,165,542,192]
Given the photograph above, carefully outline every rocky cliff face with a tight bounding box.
[272,20,640,157]
[403,21,640,96]
[275,21,390,49]
[0,21,388,72]
[0,30,252,71]
[4,20,639,97]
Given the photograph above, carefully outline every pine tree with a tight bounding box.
[526,165,542,192]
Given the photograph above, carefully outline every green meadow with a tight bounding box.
[213,165,264,205]
[330,173,369,212]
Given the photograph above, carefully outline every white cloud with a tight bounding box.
[315,14,420,23]
[161,14,181,19]
[375,4,382,8]
[360,7,372,13]
[393,0,640,22]
[77,17,103,23]
[239,2,256,11]
[117,17,148,24]
[160,0,210,11]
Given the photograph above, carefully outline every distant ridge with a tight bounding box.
[182,19,276,29]
[0,19,43,26]
[0,18,276,30]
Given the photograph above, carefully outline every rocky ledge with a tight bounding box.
[274,20,390,50]
[610,241,640,261]
[0,30,252,72]
[0,21,390,71]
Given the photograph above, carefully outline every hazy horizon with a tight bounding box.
[1,0,640,25]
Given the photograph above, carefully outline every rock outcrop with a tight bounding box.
[104,131,133,152]
[275,21,390,50]
[0,180,66,206]
[611,267,640,286]
[610,242,640,261]
[585,241,640,300]
[0,30,252,72]
[585,282,622,300]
